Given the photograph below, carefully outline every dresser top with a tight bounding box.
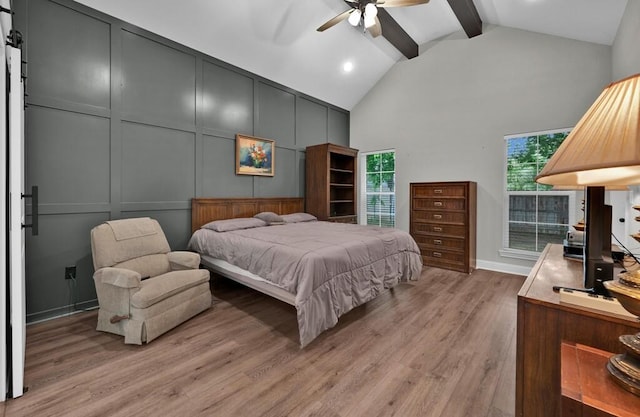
[519,244,640,327]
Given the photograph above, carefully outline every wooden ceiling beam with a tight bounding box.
[377,8,418,59]
[446,0,482,38]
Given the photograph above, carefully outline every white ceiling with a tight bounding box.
[75,0,628,110]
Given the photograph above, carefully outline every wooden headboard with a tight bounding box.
[191,197,305,232]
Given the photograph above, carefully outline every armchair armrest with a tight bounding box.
[167,251,201,270]
[94,267,141,288]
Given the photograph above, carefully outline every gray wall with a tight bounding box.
[612,0,640,80]
[350,25,611,274]
[16,0,349,322]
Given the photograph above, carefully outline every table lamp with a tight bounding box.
[536,72,640,394]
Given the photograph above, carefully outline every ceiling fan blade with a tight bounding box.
[378,0,429,7]
[317,9,353,32]
[368,16,382,38]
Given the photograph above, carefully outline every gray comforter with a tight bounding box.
[188,221,422,347]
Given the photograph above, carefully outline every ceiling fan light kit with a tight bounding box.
[348,9,362,26]
[365,3,378,18]
[317,0,429,38]
[364,15,376,29]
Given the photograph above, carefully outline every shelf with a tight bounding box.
[330,200,354,204]
[330,183,354,187]
[330,168,353,174]
[328,215,357,223]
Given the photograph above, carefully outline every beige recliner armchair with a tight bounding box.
[90,217,211,344]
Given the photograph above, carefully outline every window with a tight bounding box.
[503,129,576,256]
[362,150,395,227]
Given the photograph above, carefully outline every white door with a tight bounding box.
[8,45,25,399]
[608,190,631,248]
[0,26,7,403]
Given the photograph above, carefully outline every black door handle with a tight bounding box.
[22,185,38,236]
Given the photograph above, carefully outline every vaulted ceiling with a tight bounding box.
[75,0,628,110]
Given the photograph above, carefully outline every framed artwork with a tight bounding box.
[235,134,275,176]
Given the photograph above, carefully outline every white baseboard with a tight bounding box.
[476,259,531,276]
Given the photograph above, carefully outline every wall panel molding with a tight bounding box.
[27,96,111,119]
[120,202,192,211]
[18,0,349,322]
[119,113,198,135]
[28,204,111,215]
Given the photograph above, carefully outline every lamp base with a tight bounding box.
[607,333,640,397]
[608,351,640,396]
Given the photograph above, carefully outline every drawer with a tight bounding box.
[412,210,467,224]
[414,235,465,251]
[412,184,467,197]
[422,249,465,263]
[424,256,469,273]
[413,198,466,211]
[412,223,466,237]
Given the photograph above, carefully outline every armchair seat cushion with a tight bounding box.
[131,269,210,309]
[115,254,171,279]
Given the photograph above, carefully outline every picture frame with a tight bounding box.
[235,134,275,176]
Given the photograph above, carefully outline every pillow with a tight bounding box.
[281,213,318,223]
[253,211,285,225]
[201,217,267,232]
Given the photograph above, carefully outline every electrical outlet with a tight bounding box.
[65,265,76,280]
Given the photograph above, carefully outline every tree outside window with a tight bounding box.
[505,129,573,253]
[365,151,395,228]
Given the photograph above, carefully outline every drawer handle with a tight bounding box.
[433,252,442,258]
[433,201,443,207]
[433,214,442,220]
[433,226,443,232]
[434,189,443,194]
[434,239,442,245]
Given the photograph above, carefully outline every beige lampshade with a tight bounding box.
[536,73,640,187]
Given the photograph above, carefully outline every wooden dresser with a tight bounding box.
[409,181,477,273]
[517,244,640,417]
[305,143,358,223]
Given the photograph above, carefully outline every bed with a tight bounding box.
[188,197,423,347]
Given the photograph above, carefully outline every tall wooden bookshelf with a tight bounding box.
[305,143,359,223]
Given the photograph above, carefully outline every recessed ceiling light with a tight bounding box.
[343,61,354,73]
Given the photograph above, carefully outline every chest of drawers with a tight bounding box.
[409,181,477,273]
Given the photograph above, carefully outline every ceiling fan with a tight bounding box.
[317,0,430,38]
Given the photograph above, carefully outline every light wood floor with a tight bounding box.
[2,267,525,417]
